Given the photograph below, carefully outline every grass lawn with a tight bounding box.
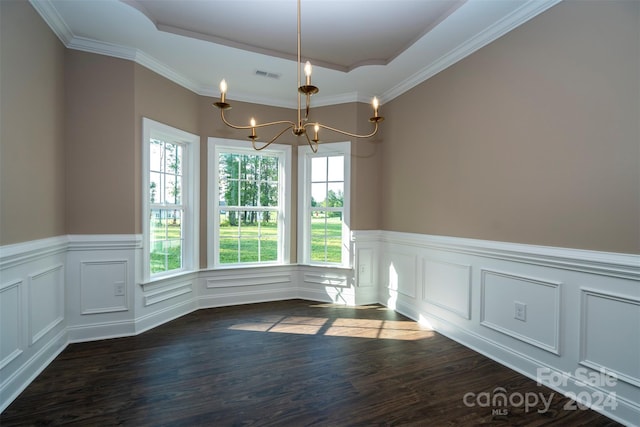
[150,217,344,272]
[219,217,342,264]
[150,220,182,274]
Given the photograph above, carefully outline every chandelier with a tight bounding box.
[213,0,384,153]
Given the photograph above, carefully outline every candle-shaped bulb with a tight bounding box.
[372,96,379,117]
[219,79,227,102]
[304,61,312,85]
[250,117,256,138]
[313,123,319,141]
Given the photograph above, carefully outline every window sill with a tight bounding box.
[141,269,198,286]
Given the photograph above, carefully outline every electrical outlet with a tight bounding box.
[114,282,125,296]
[514,301,526,321]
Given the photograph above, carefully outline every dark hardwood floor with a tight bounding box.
[1,300,621,426]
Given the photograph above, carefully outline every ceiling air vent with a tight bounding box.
[255,70,281,79]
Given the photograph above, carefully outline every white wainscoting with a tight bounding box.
[579,289,640,388]
[136,272,197,335]
[66,235,141,342]
[480,269,561,355]
[0,236,68,414]
[2,231,639,426]
[423,258,472,320]
[352,230,640,427]
[199,266,296,308]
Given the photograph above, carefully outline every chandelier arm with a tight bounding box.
[306,121,380,139]
[220,109,296,130]
[214,0,382,151]
[250,125,294,151]
[302,130,319,153]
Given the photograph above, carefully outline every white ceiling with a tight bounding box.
[30,0,560,108]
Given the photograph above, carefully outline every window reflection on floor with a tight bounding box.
[228,310,435,341]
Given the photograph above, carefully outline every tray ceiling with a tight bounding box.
[30,0,560,108]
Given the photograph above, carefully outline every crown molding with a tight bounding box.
[31,0,561,107]
[28,0,73,45]
[383,0,562,102]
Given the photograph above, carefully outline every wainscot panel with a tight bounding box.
[356,230,640,427]
[0,236,68,413]
[480,269,560,354]
[298,266,355,305]
[580,289,640,388]
[198,265,297,309]
[65,235,141,341]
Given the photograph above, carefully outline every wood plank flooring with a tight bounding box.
[1,300,621,426]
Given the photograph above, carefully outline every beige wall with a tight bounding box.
[65,50,136,235]
[382,0,640,254]
[0,0,66,245]
[4,0,637,256]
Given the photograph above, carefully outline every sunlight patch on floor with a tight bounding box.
[228,314,434,340]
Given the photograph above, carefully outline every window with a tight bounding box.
[142,118,199,281]
[298,141,351,267]
[208,138,291,267]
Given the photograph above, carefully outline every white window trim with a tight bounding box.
[298,141,351,268]
[207,137,291,269]
[142,118,200,282]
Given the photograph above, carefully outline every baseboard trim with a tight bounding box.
[66,319,136,343]
[0,329,67,414]
[198,287,295,309]
[391,297,640,427]
[135,299,197,335]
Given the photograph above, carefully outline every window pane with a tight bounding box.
[222,179,239,207]
[164,175,181,205]
[260,182,278,207]
[327,156,344,181]
[219,235,239,264]
[240,181,254,207]
[149,172,162,204]
[310,211,327,262]
[219,211,239,264]
[241,154,254,182]
[311,157,327,182]
[260,211,278,262]
[174,144,183,176]
[150,208,167,242]
[239,231,259,262]
[220,153,240,180]
[150,209,183,273]
[260,156,279,181]
[166,238,183,270]
[311,183,326,207]
[166,143,181,176]
[149,139,163,172]
[327,183,344,208]
[325,211,342,263]
[310,211,342,263]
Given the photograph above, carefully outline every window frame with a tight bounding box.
[142,118,199,282]
[208,138,291,268]
[298,141,351,268]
